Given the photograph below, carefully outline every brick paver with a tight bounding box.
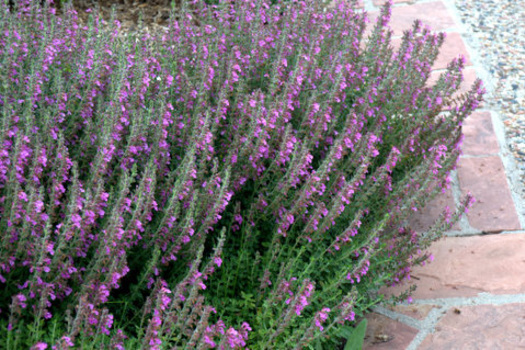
[364,313,419,349]
[457,156,521,232]
[360,0,525,348]
[390,32,471,70]
[373,0,415,6]
[420,304,525,349]
[385,234,525,299]
[408,188,459,233]
[432,32,472,70]
[461,111,500,156]
[428,67,478,98]
[369,1,456,36]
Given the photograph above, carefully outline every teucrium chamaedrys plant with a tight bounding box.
[0,0,483,348]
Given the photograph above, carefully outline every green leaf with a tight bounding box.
[314,338,323,350]
[344,319,367,350]
[337,326,354,339]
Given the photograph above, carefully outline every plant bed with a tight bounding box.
[0,0,483,349]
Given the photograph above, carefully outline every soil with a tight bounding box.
[23,0,187,41]
[66,0,175,37]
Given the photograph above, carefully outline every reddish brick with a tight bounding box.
[420,304,525,349]
[364,312,419,349]
[390,32,471,71]
[434,32,471,70]
[408,188,459,234]
[461,111,500,156]
[427,68,486,111]
[428,67,478,96]
[373,0,415,6]
[457,156,521,232]
[457,67,478,94]
[383,234,525,299]
[368,2,457,37]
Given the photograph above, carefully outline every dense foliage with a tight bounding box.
[0,0,483,348]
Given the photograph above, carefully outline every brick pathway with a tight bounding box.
[353,0,525,349]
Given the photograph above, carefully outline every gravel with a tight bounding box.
[454,0,525,182]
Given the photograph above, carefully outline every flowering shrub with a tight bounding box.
[0,0,483,348]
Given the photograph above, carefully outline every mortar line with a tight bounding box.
[412,293,525,306]
[406,308,447,350]
[445,229,525,237]
[376,293,525,325]
[371,305,425,330]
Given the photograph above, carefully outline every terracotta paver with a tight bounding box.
[420,304,525,349]
[457,156,521,232]
[433,32,472,70]
[368,1,457,37]
[455,67,478,95]
[364,312,419,349]
[373,0,415,6]
[389,32,471,71]
[384,234,525,299]
[408,188,459,233]
[461,111,500,156]
[428,67,478,97]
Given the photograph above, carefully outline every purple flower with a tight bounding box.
[225,325,249,349]
[18,191,28,202]
[314,308,331,331]
[13,293,27,309]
